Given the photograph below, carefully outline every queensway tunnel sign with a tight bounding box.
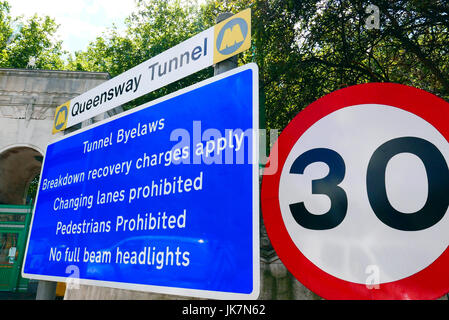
[52,9,251,134]
[24,64,260,300]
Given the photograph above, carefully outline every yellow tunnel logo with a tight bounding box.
[214,9,251,64]
[219,23,245,52]
[53,101,69,134]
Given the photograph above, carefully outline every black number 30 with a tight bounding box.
[289,137,449,231]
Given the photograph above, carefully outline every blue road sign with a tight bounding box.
[23,64,259,299]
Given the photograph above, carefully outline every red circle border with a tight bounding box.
[261,82,449,300]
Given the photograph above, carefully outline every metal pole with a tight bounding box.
[36,280,57,300]
[214,12,238,75]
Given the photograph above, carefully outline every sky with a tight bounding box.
[9,0,138,54]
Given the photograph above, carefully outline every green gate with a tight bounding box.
[0,204,32,292]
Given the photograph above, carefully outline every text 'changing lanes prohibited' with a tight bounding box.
[261,83,449,300]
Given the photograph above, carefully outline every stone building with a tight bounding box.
[0,68,110,206]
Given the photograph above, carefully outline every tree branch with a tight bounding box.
[379,5,449,93]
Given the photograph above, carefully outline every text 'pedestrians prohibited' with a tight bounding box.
[261,83,449,299]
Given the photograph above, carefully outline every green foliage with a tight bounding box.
[1,0,448,133]
[0,1,66,69]
[251,0,449,130]
[26,174,39,204]
[196,0,448,131]
[0,1,13,66]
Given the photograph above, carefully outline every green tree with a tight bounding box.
[0,1,14,66]
[0,0,66,69]
[242,0,449,130]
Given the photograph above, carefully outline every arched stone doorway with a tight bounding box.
[0,145,43,205]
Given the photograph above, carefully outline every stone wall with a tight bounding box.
[0,68,110,205]
[0,68,111,150]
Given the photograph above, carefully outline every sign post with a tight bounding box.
[23,64,260,300]
[262,83,449,299]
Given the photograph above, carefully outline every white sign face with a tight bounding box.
[278,104,449,284]
[52,9,251,134]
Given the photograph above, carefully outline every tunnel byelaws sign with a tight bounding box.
[52,9,251,133]
[261,83,449,299]
[24,64,260,300]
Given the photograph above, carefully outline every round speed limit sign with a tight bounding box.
[261,83,449,299]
